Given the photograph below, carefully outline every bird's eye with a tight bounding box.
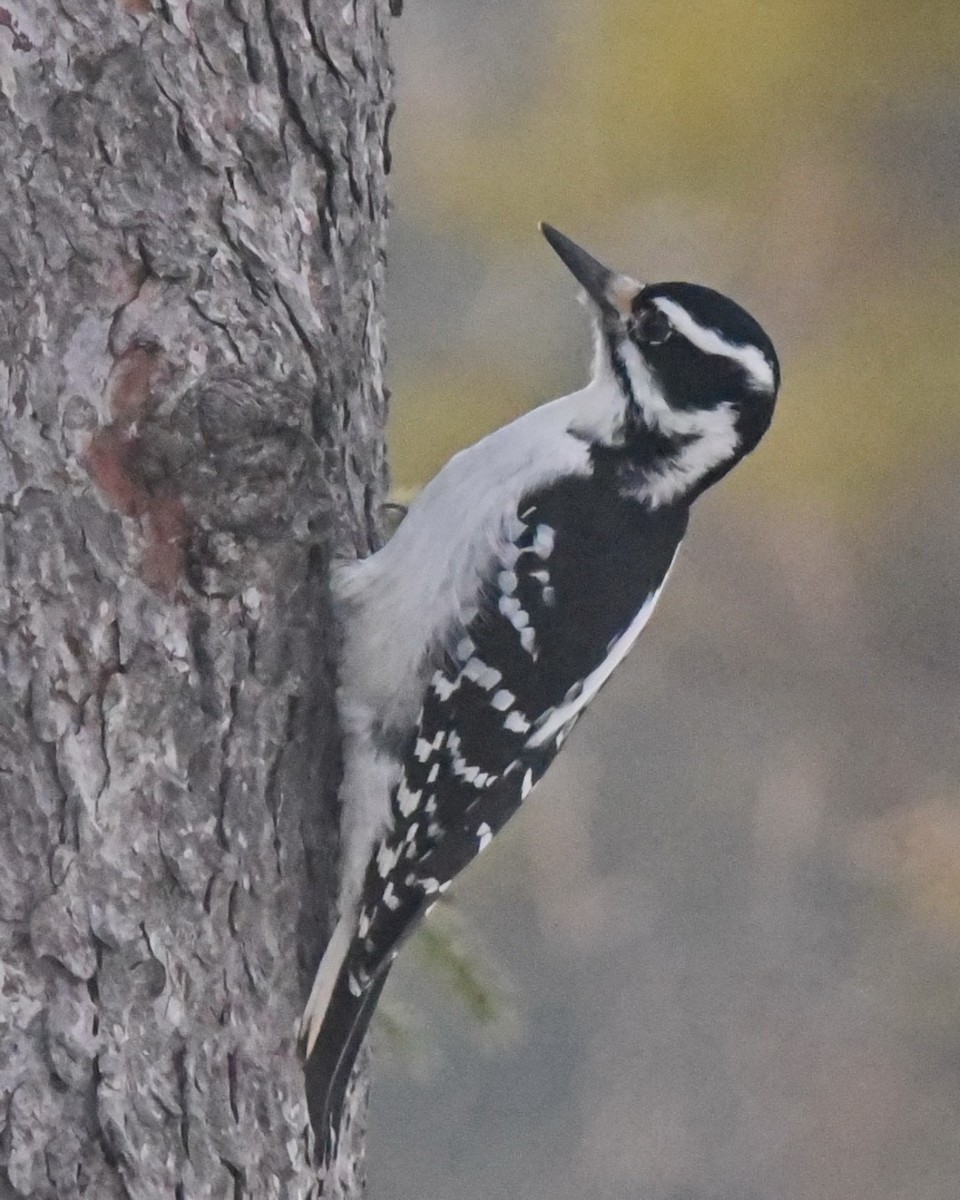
[632,305,672,346]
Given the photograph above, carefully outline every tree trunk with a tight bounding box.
[0,2,392,1197]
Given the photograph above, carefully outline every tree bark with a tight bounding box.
[0,2,391,1197]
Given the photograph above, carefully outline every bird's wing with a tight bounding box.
[349,476,689,984]
[299,479,688,1160]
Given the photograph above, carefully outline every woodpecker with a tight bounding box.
[302,224,780,1163]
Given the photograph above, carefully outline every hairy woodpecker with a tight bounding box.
[303,224,780,1162]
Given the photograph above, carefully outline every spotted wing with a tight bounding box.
[349,476,689,984]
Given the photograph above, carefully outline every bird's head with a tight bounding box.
[541,223,779,498]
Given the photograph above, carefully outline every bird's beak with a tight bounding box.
[540,223,640,317]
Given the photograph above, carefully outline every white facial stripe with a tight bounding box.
[612,341,741,506]
[652,296,775,393]
[616,341,717,436]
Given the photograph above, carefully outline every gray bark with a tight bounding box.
[0,2,392,1197]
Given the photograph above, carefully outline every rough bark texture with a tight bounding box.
[0,2,391,1197]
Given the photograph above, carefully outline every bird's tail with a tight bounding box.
[303,961,390,1169]
[301,900,419,1169]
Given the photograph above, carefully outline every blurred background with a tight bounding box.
[367,2,960,1197]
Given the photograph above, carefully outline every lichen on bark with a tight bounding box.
[0,2,392,1196]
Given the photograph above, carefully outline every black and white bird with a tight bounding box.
[302,224,780,1162]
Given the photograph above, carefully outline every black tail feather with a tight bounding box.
[304,965,392,1168]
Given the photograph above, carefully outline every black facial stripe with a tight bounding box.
[607,333,637,413]
[639,281,781,394]
[642,339,747,411]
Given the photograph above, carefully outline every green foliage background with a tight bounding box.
[388,0,959,513]
[371,4,960,1199]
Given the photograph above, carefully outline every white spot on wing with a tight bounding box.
[491,689,515,711]
[463,657,503,690]
[432,670,458,701]
[533,524,555,559]
[498,570,518,595]
[446,730,489,785]
[521,769,534,798]
[504,710,531,734]
[397,780,420,817]
[377,842,399,877]
[476,822,493,852]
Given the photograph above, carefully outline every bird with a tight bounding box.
[301,223,780,1166]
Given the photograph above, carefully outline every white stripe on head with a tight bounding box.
[615,341,734,438]
[652,296,776,393]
